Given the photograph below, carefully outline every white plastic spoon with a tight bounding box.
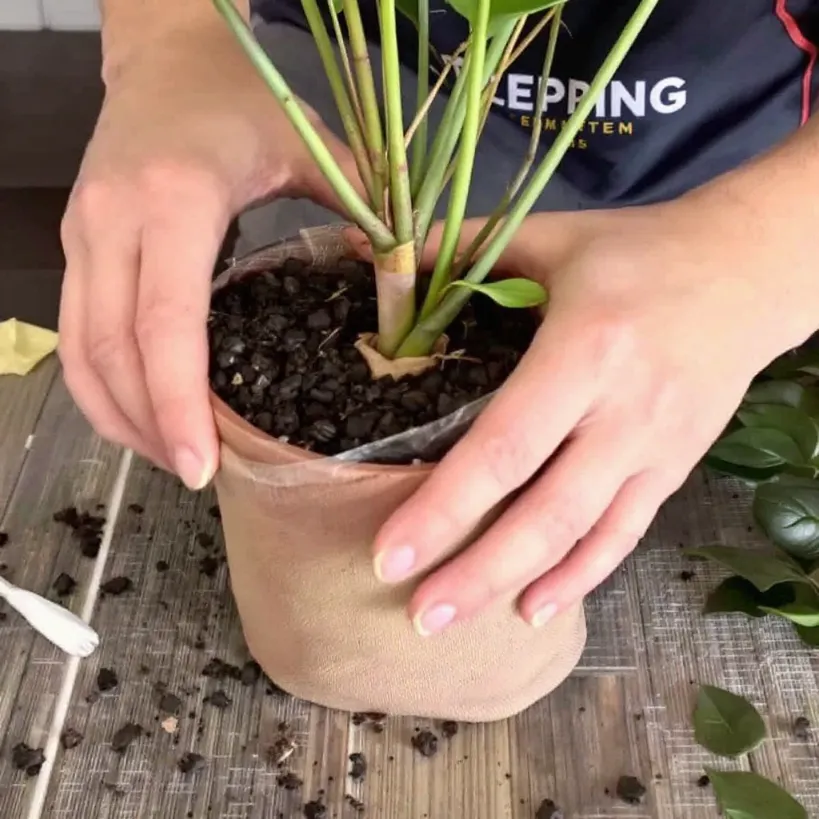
[0,575,99,658]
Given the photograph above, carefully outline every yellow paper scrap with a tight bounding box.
[0,318,59,376]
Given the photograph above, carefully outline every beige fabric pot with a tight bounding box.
[211,225,586,722]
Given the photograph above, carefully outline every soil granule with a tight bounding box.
[111,723,143,753]
[158,692,183,715]
[11,742,45,776]
[178,752,207,775]
[101,576,133,596]
[616,775,646,805]
[277,771,303,790]
[53,506,106,558]
[411,730,439,758]
[204,690,232,710]
[441,720,458,739]
[696,774,710,788]
[0,532,8,548]
[793,715,811,740]
[199,556,220,577]
[97,667,118,692]
[535,799,564,819]
[52,572,77,597]
[60,728,83,750]
[128,503,144,514]
[348,752,367,781]
[303,800,326,819]
[208,259,536,457]
[240,660,262,686]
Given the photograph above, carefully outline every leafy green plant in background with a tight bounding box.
[211,0,660,367]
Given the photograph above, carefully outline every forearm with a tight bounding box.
[683,113,819,349]
[100,0,251,83]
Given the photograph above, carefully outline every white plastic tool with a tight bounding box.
[0,575,99,658]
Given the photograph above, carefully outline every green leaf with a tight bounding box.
[759,584,819,627]
[794,621,819,647]
[753,479,819,560]
[693,685,766,757]
[736,404,819,462]
[446,0,566,27]
[395,0,419,27]
[703,455,782,486]
[709,428,806,471]
[705,768,807,819]
[683,545,807,592]
[448,278,548,308]
[744,380,819,416]
[765,348,819,380]
[703,576,796,619]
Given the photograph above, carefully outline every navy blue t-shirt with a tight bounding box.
[253,0,819,204]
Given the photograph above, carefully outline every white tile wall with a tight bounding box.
[0,0,100,30]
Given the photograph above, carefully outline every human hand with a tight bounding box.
[370,188,817,634]
[59,29,360,488]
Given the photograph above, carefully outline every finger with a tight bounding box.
[135,186,225,490]
[373,319,597,586]
[81,198,170,465]
[407,427,637,634]
[518,469,681,626]
[59,247,164,465]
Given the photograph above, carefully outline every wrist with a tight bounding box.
[678,117,819,356]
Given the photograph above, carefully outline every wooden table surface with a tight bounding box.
[1,362,818,819]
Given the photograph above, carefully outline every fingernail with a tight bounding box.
[374,545,416,583]
[414,604,457,636]
[531,603,557,628]
[175,446,211,491]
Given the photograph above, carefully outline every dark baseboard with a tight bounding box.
[0,31,102,188]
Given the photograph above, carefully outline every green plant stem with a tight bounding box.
[300,0,376,204]
[343,0,386,214]
[451,6,563,276]
[409,0,430,193]
[328,0,367,136]
[404,42,466,150]
[419,0,492,320]
[413,22,517,257]
[212,0,394,250]
[379,0,414,245]
[397,0,660,356]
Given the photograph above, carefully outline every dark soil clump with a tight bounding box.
[303,800,326,819]
[0,532,8,548]
[696,774,710,788]
[240,660,262,686]
[128,503,144,514]
[199,556,220,577]
[11,742,45,776]
[101,576,133,596]
[178,752,207,774]
[441,720,458,739]
[208,259,536,458]
[793,716,811,740]
[349,752,367,781]
[156,560,170,572]
[111,723,143,753]
[158,692,183,715]
[679,570,695,582]
[535,799,564,819]
[204,690,232,709]
[60,728,83,750]
[54,506,106,557]
[411,730,439,758]
[53,572,77,597]
[345,794,365,813]
[277,772,303,790]
[97,667,118,692]
[616,775,646,805]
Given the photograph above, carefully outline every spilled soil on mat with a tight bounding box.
[208,258,536,459]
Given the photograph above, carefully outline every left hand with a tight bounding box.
[366,186,816,635]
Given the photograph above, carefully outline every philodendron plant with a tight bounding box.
[213,0,657,367]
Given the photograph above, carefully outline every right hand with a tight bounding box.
[59,29,360,488]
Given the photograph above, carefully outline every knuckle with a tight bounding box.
[477,428,540,493]
[68,179,118,228]
[87,327,133,373]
